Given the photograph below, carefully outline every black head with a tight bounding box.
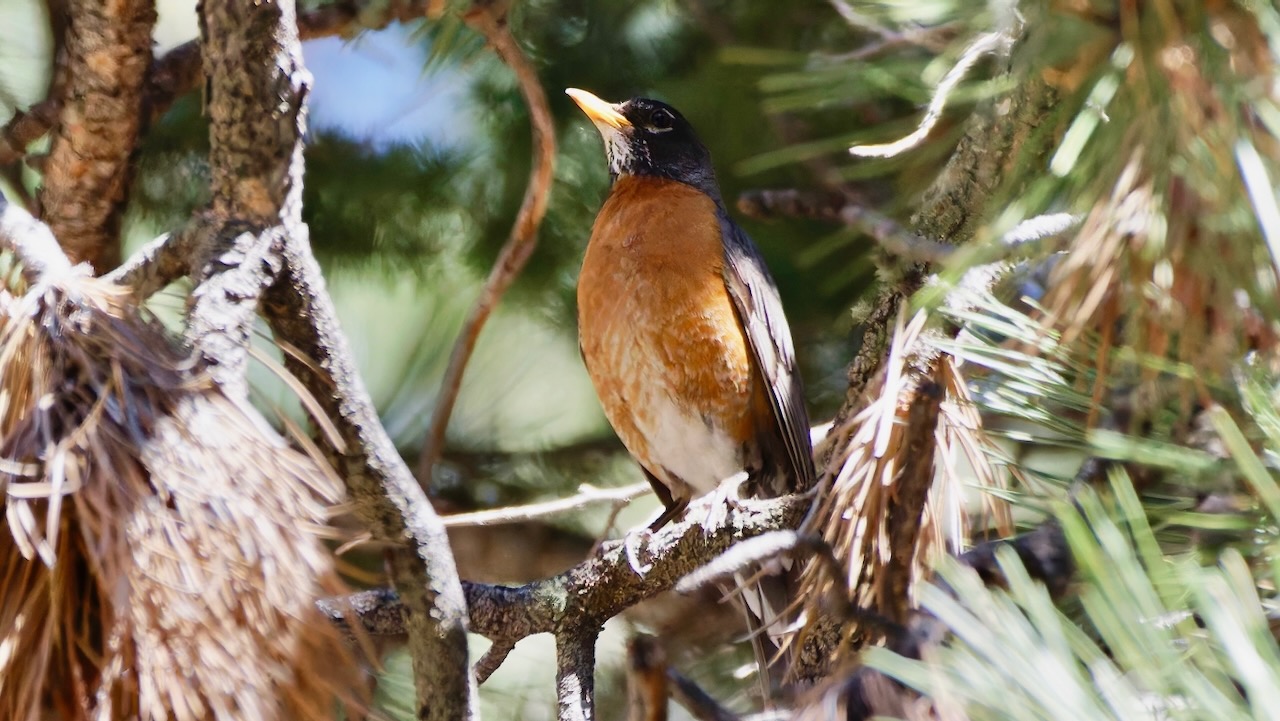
[566,89,719,201]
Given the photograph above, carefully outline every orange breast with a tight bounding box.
[577,176,763,501]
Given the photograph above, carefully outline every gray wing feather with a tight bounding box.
[718,211,816,494]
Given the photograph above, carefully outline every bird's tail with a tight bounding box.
[732,561,798,705]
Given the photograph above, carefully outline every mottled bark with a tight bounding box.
[38,0,155,272]
[879,374,943,624]
[319,492,809,644]
[557,629,599,721]
[187,0,308,396]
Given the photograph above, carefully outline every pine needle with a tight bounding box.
[0,270,364,720]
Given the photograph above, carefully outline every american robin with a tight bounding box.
[567,88,816,691]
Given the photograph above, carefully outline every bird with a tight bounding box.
[566,87,816,694]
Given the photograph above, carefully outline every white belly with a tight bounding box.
[632,379,744,497]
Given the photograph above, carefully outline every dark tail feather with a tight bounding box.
[731,565,795,705]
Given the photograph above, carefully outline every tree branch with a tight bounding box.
[737,189,956,265]
[879,374,943,625]
[474,639,516,685]
[557,628,599,721]
[187,0,307,396]
[0,99,61,167]
[178,5,473,716]
[187,3,472,718]
[262,222,476,717]
[320,492,807,632]
[103,226,194,299]
[416,0,558,483]
[794,26,1063,683]
[38,0,155,272]
[0,193,74,284]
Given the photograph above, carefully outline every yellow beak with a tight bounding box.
[566,88,630,130]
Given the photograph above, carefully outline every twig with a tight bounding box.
[850,31,1012,158]
[103,228,194,299]
[737,189,954,264]
[0,99,61,166]
[442,482,651,527]
[557,628,599,721]
[816,22,961,64]
[0,194,74,284]
[826,0,896,41]
[318,587,410,637]
[297,0,435,39]
[879,374,943,625]
[474,639,516,685]
[668,671,741,721]
[39,0,156,271]
[416,1,557,483]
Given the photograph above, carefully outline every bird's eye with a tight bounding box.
[650,108,675,130]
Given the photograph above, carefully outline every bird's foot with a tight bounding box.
[622,527,655,575]
[702,471,751,529]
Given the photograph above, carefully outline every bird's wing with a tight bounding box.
[718,210,816,494]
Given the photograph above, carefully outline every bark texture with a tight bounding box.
[39,0,155,272]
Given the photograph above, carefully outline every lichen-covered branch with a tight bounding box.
[0,194,74,283]
[188,2,473,717]
[557,628,599,721]
[319,492,809,649]
[103,226,194,299]
[38,0,155,272]
[187,0,307,397]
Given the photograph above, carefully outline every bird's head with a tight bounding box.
[566,88,719,200]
